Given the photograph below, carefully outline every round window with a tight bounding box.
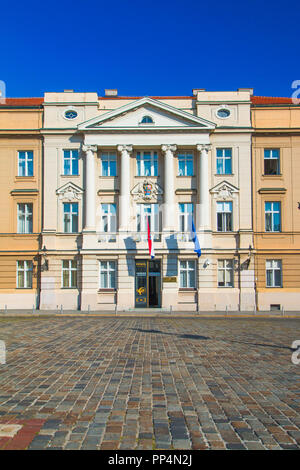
[217,108,230,118]
[64,110,78,120]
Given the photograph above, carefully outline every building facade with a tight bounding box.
[39,89,255,311]
[252,96,300,311]
[0,98,43,308]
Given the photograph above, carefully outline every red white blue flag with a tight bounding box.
[147,217,155,259]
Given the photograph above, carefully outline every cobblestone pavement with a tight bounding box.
[0,317,300,450]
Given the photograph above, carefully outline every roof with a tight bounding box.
[0,98,44,106]
[251,96,298,105]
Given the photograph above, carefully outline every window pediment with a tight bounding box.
[210,181,239,200]
[56,182,84,201]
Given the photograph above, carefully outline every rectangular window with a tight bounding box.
[264,149,280,175]
[218,260,234,287]
[101,152,117,176]
[63,150,79,175]
[216,148,232,175]
[179,203,193,232]
[18,151,33,176]
[217,201,232,232]
[178,152,194,176]
[63,203,78,233]
[265,202,281,232]
[179,260,196,288]
[101,203,117,233]
[17,203,33,233]
[99,261,116,289]
[17,260,33,288]
[136,204,159,234]
[62,260,77,288]
[136,151,158,176]
[266,259,282,287]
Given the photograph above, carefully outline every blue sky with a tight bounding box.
[1,0,299,98]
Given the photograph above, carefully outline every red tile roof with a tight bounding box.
[251,96,298,105]
[0,98,44,106]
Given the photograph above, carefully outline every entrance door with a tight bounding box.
[135,260,161,308]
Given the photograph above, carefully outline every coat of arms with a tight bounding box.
[131,179,163,202]
[143,182,152,197]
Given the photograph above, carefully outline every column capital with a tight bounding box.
[196,144,211,153]
[161,144,177,154]
[117,144,133,154]
[82,144,97,153]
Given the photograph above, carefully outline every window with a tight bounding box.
[264,149,280,175]
[136,151,158,176]
[218,260,234,287]
[266,259,282,287]
[63,203,78,233]
[217,108,231,119]
[62,260,77,288]
[179,260,196,288]
[137,204,159,234]
[17,261,33,288]
[217,201,232,232]
[140,116,154,124]
[178,152,194,176]
[63,150,79,175]
[17,203,33,233]
[99,261,116,289]
[64,110,78,120]
[101,152,117,176]
[216,148,232,174]
[18,151,33,177]
[265,202,281,232]
[179,203,193,232]
[101,203,117,232]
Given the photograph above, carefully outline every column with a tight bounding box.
[117,144,132,231]
[82,145,97,230]
[161,144,177,231]
[196,144,211,231]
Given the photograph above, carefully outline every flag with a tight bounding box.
[190,217,201,257]
[147,217,155,259]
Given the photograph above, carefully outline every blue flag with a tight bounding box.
[190,218,201,257]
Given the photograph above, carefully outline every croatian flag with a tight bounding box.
[147,217,155,259]
[190,217,201,258]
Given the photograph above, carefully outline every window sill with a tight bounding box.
[179,288,196,292]
[16,287,33,290]
[61,174,80,177]
[98,289,116,293]
[176,175,194,178]
[217,286,234,288]
[61,287,78,290]
[262,174,282,177]
[215,173,233,176]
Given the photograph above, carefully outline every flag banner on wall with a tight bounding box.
[147,217,155,259]
[190,217,201,258]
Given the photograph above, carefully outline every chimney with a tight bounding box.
[64,89,74,92]
[193,88,206,95]
[105,89,118,97]
[238,88,253,95]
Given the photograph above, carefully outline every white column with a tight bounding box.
[196,144,211,231]
[117,144,132,231]
[161,144,177,232]
[82,144,97,230]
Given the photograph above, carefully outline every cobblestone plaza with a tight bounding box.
[0,317,300,450]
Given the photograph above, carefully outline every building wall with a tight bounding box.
[252,105,300,311]
[0,105,42,308]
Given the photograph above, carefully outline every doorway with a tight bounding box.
[135,259,161,308]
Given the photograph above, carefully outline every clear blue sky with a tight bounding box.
[1,0,299,98]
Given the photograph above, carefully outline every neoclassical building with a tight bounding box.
[39,88,254,311]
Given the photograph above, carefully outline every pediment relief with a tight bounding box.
[56,182,84,201]
[131,179,163,202]
[210,181,239,200]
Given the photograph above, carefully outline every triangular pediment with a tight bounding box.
[210,181,239,199]
[56,182,84,200]
[78,97,215,131]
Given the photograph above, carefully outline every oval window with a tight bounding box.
[64,110,78,120]
[217,108,230,118]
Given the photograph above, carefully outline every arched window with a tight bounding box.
[140,115,154,124]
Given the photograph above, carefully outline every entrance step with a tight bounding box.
[127,307,170,313]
